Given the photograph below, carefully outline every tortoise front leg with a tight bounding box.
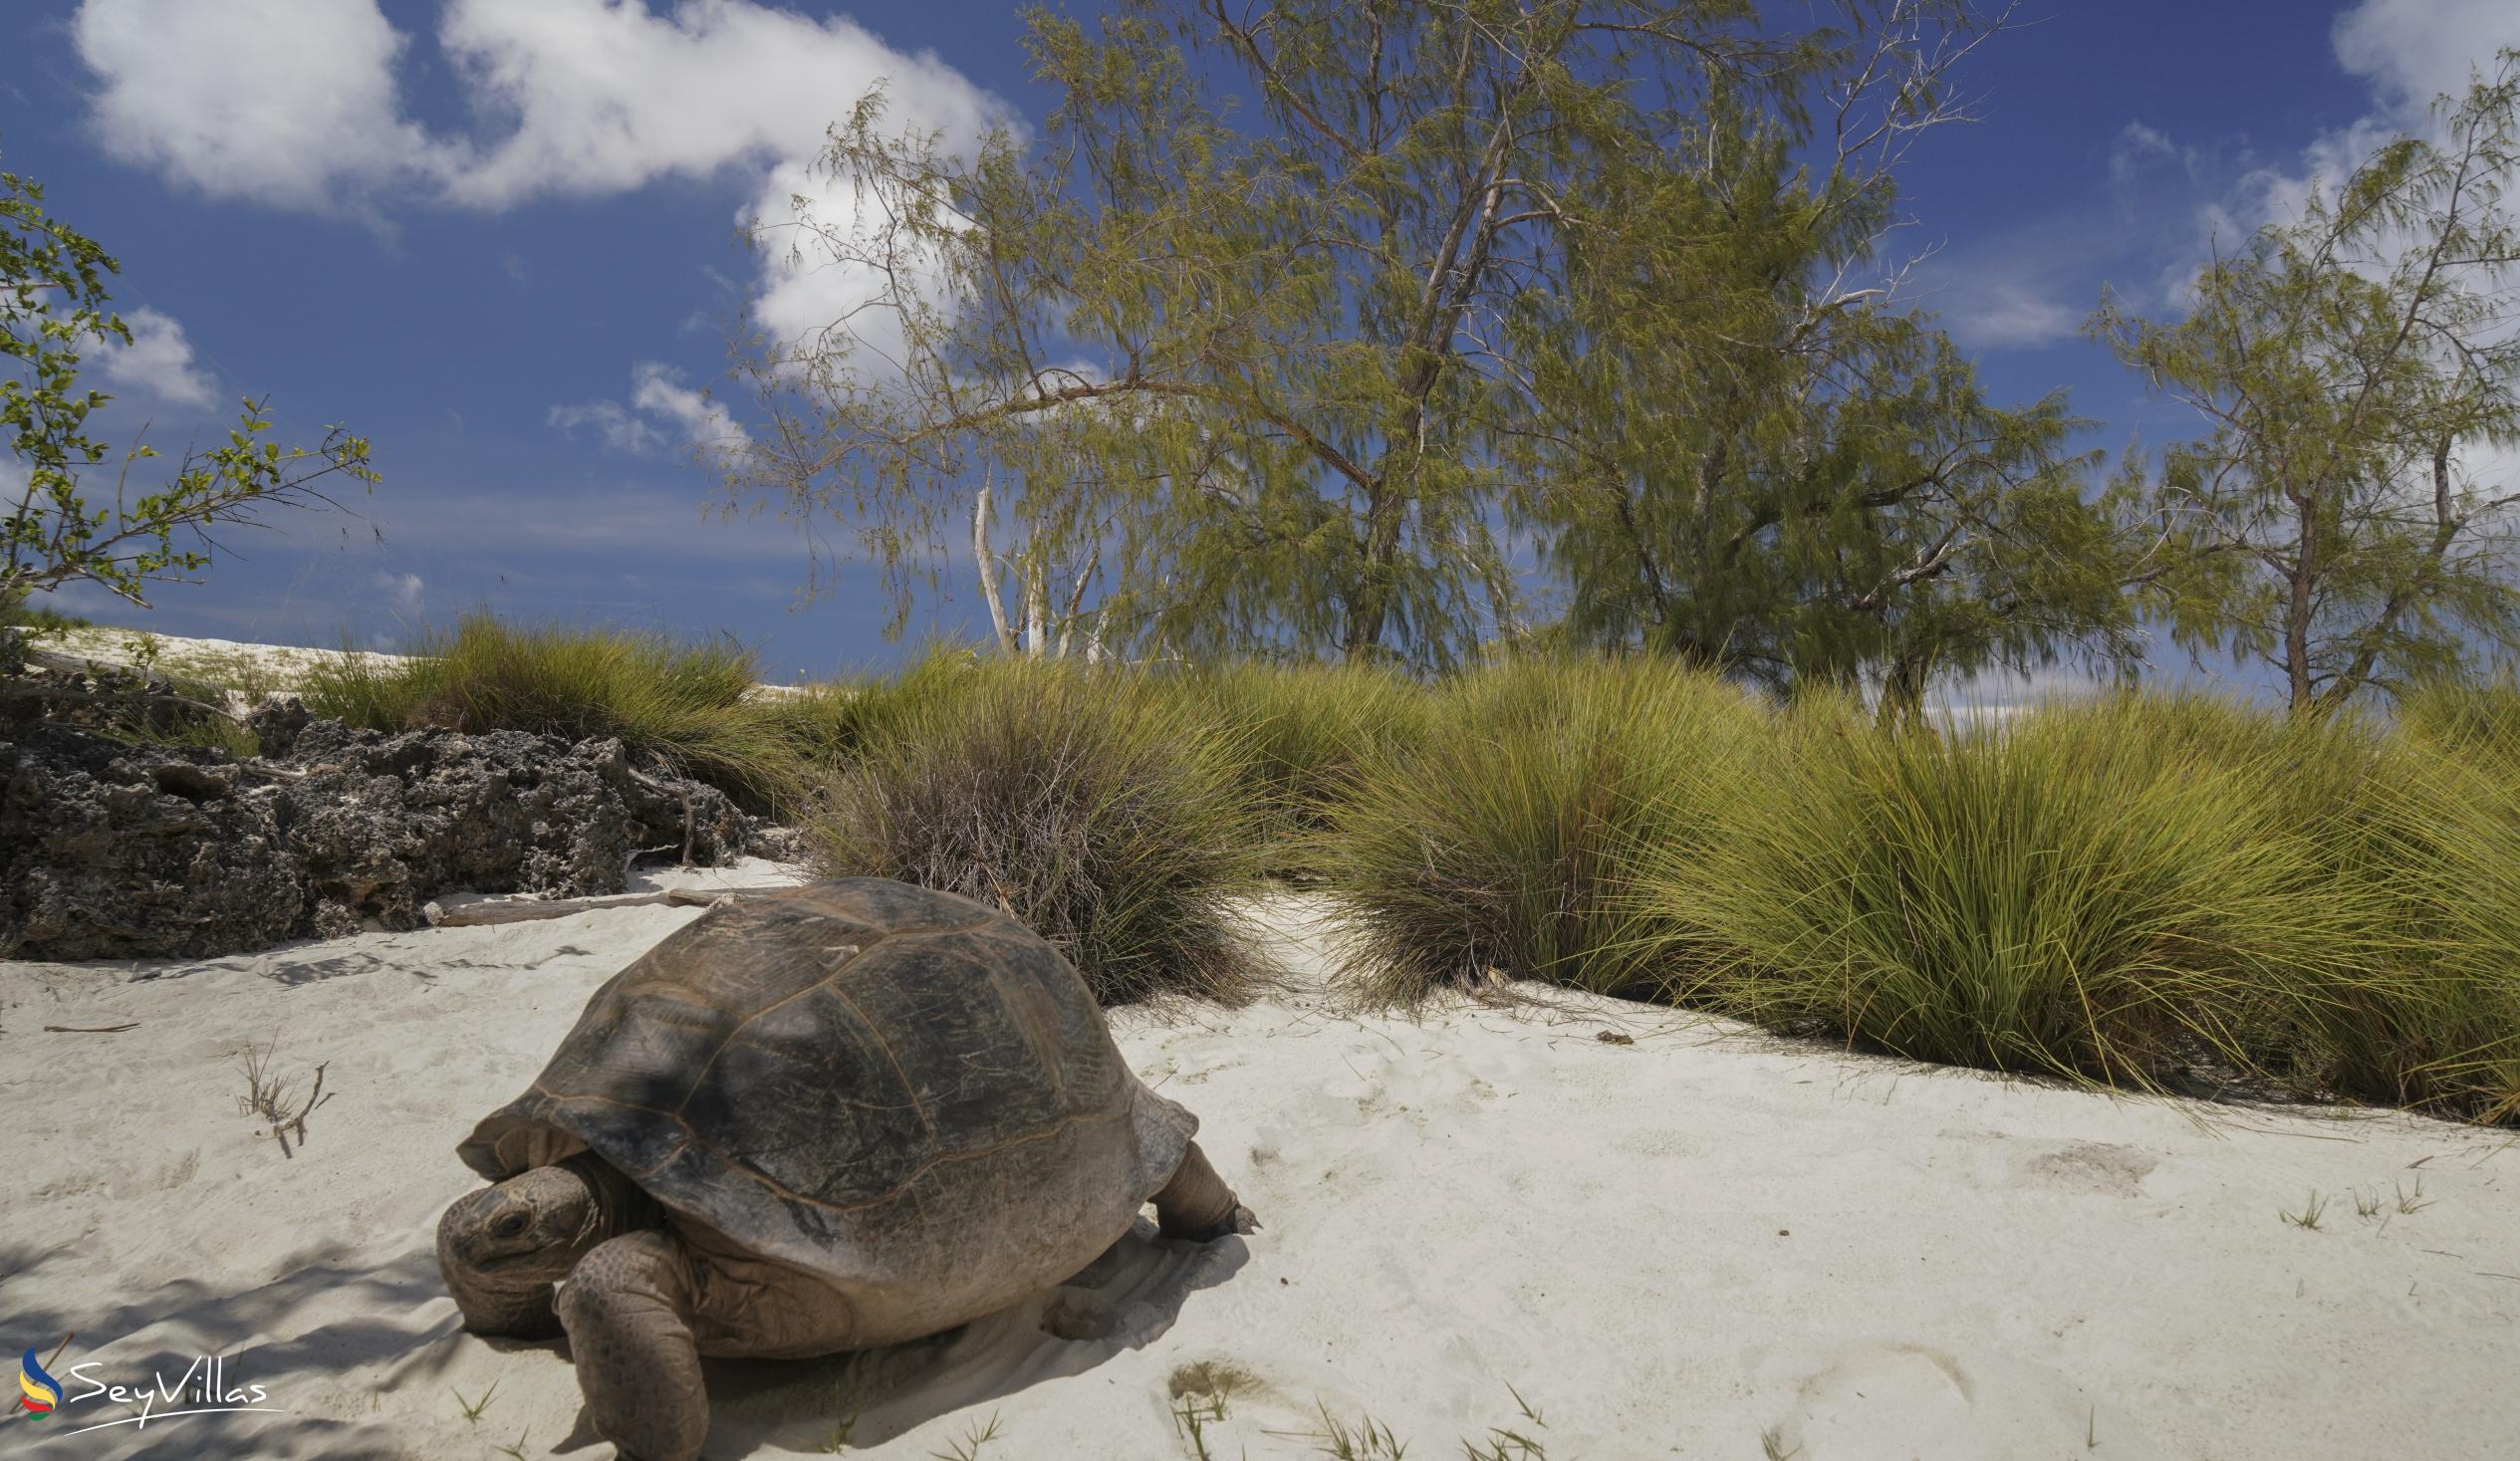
[1151,1140,1260,1241]
[557,1232,709,1461]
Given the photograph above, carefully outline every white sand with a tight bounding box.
[4,882,2515,1460]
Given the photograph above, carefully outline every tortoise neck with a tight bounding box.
[559,1151,663,1242]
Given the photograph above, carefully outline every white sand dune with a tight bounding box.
[3,877,2516,1460]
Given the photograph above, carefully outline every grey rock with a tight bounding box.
[1,712,765,962]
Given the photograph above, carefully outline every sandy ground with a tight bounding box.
[3,877,2516,1461]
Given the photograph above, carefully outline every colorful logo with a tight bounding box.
[18,1348,63,1416]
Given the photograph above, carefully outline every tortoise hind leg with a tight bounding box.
[1151,1140,1259,1241]
[557,1232,710,1461]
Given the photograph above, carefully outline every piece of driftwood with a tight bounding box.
[423,884,795,928]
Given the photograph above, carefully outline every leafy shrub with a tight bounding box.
[816,662,1267,1004]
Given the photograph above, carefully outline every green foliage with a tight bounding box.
[731,3,2001,674]
[1517,104,2135,713]
[816,660,1268,1004]
[300,614,803,807]
[2093,54,2520,711]
[1317,658,1768,1003]
[1,163,377,609]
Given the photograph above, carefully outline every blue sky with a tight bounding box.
[2,0,2513,685]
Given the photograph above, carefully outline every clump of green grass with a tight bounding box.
[301,612,803,808]
[2297,747,2520,1121]
[1656,693,2368,1089]
[2397,674,2520,771]
[764,641,985,767]
[1318,657,1768,1003]
[1183,660,1430,860]
[817,660,1268,1004]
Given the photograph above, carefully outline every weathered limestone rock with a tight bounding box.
[1,699,762,962]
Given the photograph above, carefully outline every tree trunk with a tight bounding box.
[1023,557,1049,657]
[973,473,1018,655]
[2284,490,2319,711]
[1342,479,1403,659]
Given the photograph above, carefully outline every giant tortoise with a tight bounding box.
[435,877,1256,1461]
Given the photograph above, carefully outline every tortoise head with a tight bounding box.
[436,1154,654,1337]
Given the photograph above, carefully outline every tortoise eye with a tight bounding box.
[492,1211,532,1241]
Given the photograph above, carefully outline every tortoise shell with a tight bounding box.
[457,878,1197,1329]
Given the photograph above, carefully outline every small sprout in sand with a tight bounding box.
[234,1036,335,1158]
[451,1379,499,1424]
[2353,1187,2386,1221]
[2395,1176,2434,1215]
[1171,1390,1227,1461]
[1463,1385,1552,1460]
[822,1372,869,1453]
[491,1429,531,1461]
[928,1410,1002,1461]
[2280,1190,2329,1230]
[1168,1360,1261,1461]
[1279,1402,1408,1460]
[1761,1427,1804,1460]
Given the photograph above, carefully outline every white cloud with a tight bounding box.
[75,0,1011,211]
[548,399,666,456]
[2333,0,2519,124]
[431,0,1003,209]
[73,0,440,213]
[550,363,749,460]
[1938,281,2084,352]
[2107,122,2179,187]
[374,571,425,611]
[73,0,1017,391]
[628,363,747,453]
[97,307,216,407]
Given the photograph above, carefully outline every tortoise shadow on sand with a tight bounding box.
[554,1217,1249,1457]
[0,1241,466,1461]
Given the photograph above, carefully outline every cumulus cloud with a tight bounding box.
[431,0,1003,209]
[97,307,216,407]
[551,363,749,460]
[73,0,440,212]
[72,0,1013,367]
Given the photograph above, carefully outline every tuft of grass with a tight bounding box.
[927,1410,1002,1461]
[451,1379,498,1424]
[1183,660,1430,863]
[1318,657,1772,1004]
[816,661,1268,1005]
[1287,1403,1409,1460]
[300,612,805,809]
[1653,693,2370,1091]
[2281,1189,2329,1230]
[2398,675,2520,771]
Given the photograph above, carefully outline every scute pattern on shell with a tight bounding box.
[458,878,1198,1289]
